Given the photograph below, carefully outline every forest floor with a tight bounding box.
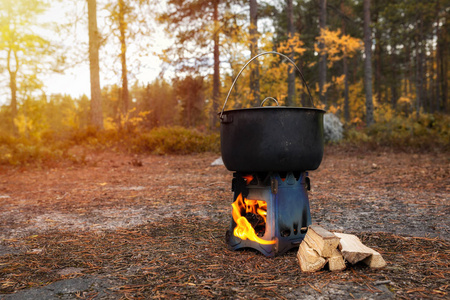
[0,145,449,299]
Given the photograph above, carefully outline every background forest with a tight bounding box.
[0,0,449,165]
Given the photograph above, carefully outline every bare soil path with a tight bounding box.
[0,146,449,299]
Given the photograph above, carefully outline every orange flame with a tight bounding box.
[231,193,275,245]
[242,175,254,184]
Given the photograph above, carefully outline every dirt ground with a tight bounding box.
[0,146,449,299]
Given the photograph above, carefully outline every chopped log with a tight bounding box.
[304,225,341,257]
[334,232,371,264]
[334,232,385,268]
[327,248,346,271]
[297,240,327,272]
[362,247,387,268]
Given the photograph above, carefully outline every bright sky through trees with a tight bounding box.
[31,1,172,100]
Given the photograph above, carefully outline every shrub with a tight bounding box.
[132,126,220,154]
[0,139,66,166]
[344,113,450,151]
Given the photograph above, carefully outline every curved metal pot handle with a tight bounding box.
[260,97,279,107]
[219,51,314,120]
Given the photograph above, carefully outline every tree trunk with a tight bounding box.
[424,44,430,113]
[211,0,220,130]
[374,27,382,104]
[118,0,129,117]
[435,2,441,113]
[87,0,104,129]
[390,53,398,109]
[415,16,425,118]
[363,0,374,126]
[436,0,447,113]
[7,48,18,133]
[415,39,423,118]
[406,39,414,105]
[341,8,349,123]
[249,0,260,106]
[286,0,295,106]
[318,0,327,107]
[343,54,350,123]
[440,24,447,113]
[403,39,410,97]
[9,71,18,117]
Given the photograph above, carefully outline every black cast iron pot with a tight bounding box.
[219,52,325,173]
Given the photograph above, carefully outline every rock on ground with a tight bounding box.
[324,113,344,142]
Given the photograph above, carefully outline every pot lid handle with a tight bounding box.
[220,51,315,120]
[260,97,279,107]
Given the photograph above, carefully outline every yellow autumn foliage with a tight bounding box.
[315,28,362,68]
[397,96,412,104]
[276,33,306,59]
[332,74,346,87]
[13,114,33,137]
[331,80,366,126]
[223,31,308,108]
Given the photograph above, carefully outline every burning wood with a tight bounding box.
[297,225,386,272]
[231,193,275,245]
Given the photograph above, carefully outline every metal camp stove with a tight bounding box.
[220,52,324,258]
[226,172,311,257]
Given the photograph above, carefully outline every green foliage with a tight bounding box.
[0,133,66,165]
[132,126,219,155]
[173,76,205,127]
[64,125,220,155]
[344,113,450,151]
[0,125,220,165]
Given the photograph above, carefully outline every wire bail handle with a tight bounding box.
[260,97,279,107]
[219,51,314,120]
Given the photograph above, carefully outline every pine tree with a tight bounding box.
[249,0,260,106]
[363,0,374,126]
[286,0,295,107]
[87,0,104,129]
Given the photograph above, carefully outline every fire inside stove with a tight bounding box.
[232,193,275,245]
[226,172,311,257]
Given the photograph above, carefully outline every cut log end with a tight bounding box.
[363,249,387,268]
[327,248,346,271]
[305,224,341,258]
[297,241,327,272]
[297,227,386,272]
[334,232,386,268]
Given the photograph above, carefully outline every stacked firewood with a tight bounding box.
[297,225,386,272]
